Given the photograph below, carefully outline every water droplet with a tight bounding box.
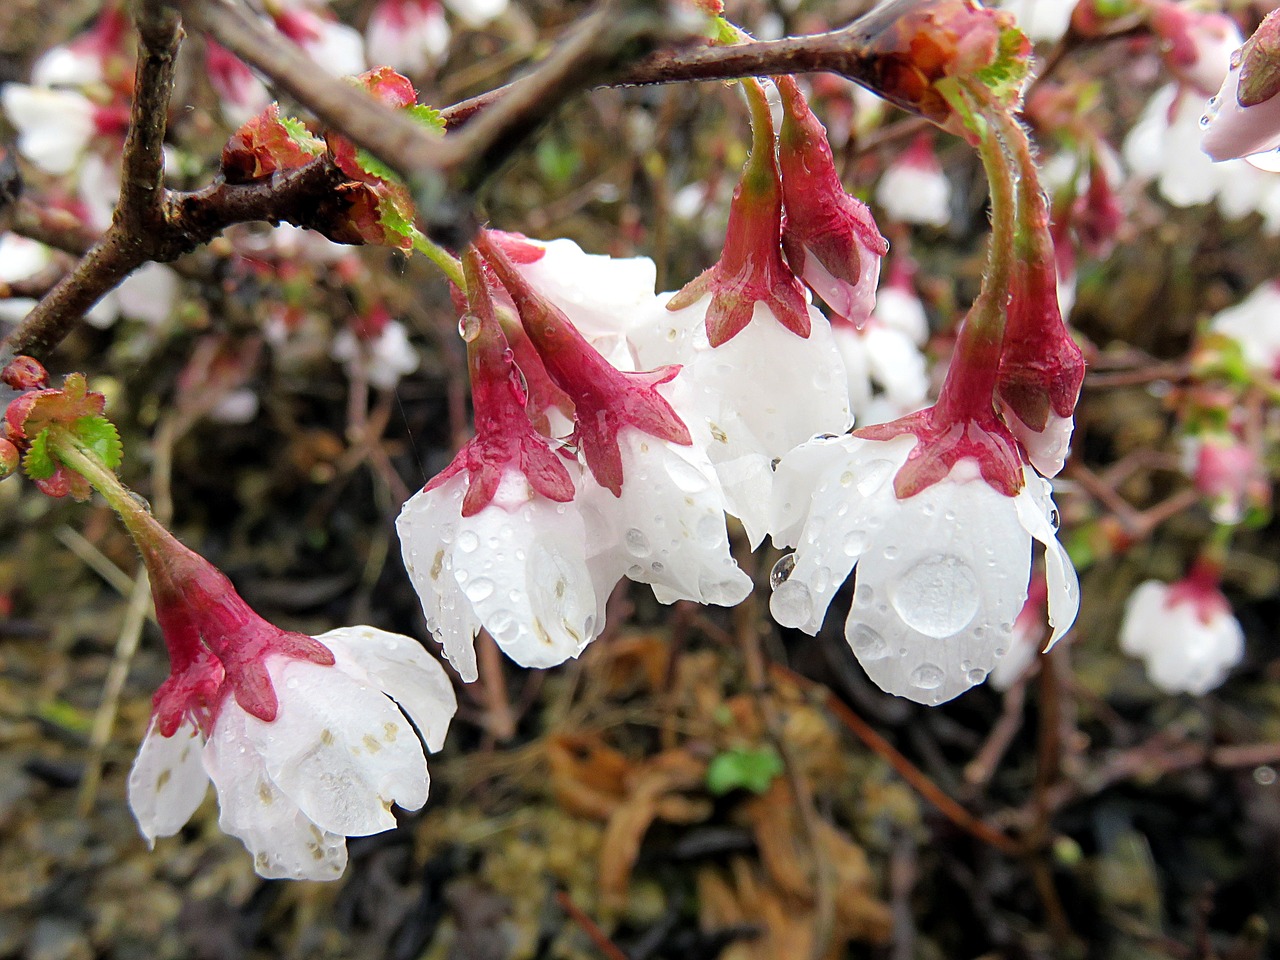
[857,459,896,496]
[771,579,813,628]
[465,577,495,602]
[883,545,899,560]
[286,677,300,690]
[922,502,935,517]
[910,663,944,690]
[488,610,519,642]
[650,560,665,574]
[1050,508,1060,530]
[625,528,651,557]
[840,471,854,487]
[855,584,874,603]
[944,509,956,522]
[967,667,988,684]
[696,514,723,544]
[626,563,644,579]
[457,530,479,552]
[890,554,980,638]
[848,623,889,660]
[812,566,831,593]
[770,553,796,588]
[843,529,867,556]
[458,313,480,341]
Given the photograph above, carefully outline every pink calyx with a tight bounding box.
[666,80,810,346]
[776,76,889,328]
[996,253,1085,432]
[425,251,575,516]
[1165,560,1231,626]
[476,231,691,495]
[128,510,335,735]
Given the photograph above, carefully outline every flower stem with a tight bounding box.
[933,91,1017,423]
[412,231,465,289]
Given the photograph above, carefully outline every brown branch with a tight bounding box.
[554,890,629,960]
[769,662,1021,856]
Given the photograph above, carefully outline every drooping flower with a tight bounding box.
[831,260,930,426]
[1181,429,1269,524]
[776,76,889,328]
[397,248,589,679]
[330,304,421,389]
[1119,566,1244,695]
[1207,279,1280,377]
[666,79,811,346]
[475,233,753,606]
[1148,1,1242,97]
[875,133,952,228]
[118,507,456,880]
[769,431,1077,705]
[366,0,450,75]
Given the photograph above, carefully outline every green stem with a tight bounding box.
[48,430,161,551]
[933,87,1017,422]
[412,231,465,289]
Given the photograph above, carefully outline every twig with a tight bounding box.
[733,591,836,960]
[555,890,630,960]
[77,565,151,816]
[769,662,1021,856]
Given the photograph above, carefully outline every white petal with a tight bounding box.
[318,625,457,752]
[844,463,1032,705]
[127,720,209,844]
[1,85,96,174]
[517,238,658,341]
[0,235,52,283]
[204,708,348,881]
[1119,583,1244,695]
[444,0,508,27]
[863,325,929,409]
[116,264,179,326]
[1012,470,1079,647]
[875,163,951,226]
[245,657,429,836]
[680,300,852,547]
[770,436,908,634]
[397,477,483,682]
[585,425,750,607]
[451,473,606,669]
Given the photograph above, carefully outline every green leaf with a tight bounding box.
[379,199,417,242]
[406,103,445,133]
[706,746,784,796]
[973,26,1031,103]
[23,428,54,480]
[280,114,325,155]
[356,148,401,184]
[72,416,123,470]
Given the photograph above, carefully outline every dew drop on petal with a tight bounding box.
[848,622,889,660]
[457,530,479,553]
[890,554,980,638]
[771,579,813,628]
[909,663,944,690]
[625,528,651,557]
[843,530,867,557]
[770,553,796,588]
[696,514,723,544]
[465,577,495,602]
[967,667,988,684]
[857,460,896,496]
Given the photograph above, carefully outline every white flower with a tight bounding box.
[832,321,929,427]
[1209,280,1280,375]
[331,318,420,389]
[445,0,508,27]
[635,296,852,548]
[579,420,752,607]
[1125,84,1280,231]
[1,85,97,174]
[128,625,456,880]
[875,141,951,227]
[769,435,1078,705]
[1120,580,1244,695]
[367,0,450,75]
[32,45,103,88]
[397,471,608,681]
